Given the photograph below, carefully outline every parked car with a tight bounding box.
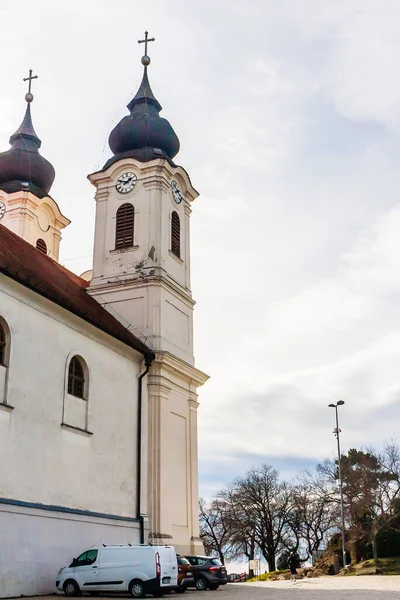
[56,544,178,598]
[181,555,228,591]
[176,556,195,593]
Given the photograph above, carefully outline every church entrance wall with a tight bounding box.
[0,500,141,598]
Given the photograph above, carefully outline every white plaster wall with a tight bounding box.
[0,503,140,597]
[0,274,142,517]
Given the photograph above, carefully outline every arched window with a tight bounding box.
[68,356,86,399]
[0,317,11,406]
[36,238,47,254]
[115,203,134,249]
[0,321,6,366]
[171,211,180,258]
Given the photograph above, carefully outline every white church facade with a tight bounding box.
[0,43,207,598]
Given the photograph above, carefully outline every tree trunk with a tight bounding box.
[349,541,358,564]
[267,554,276,572]
[372,535,378,569]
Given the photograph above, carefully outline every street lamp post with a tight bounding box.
[328,400,347,570]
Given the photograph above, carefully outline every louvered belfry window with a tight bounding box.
[0,322,6,366]
[36,238,47,254]
[171,211,181,258]
[115,203,134,249]
[68,356,85,399]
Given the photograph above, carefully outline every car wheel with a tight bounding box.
[208,584,219,590]
[63,579,81,597]
[129,579,146,598]
[195,577,208,591]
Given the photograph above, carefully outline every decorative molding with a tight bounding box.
[61,423,93,437]
[88,158,199,203]
[168,250,184,264]
[149,532,173,539]
[152,351,209,388]
[110,246,139,255]
[88,274,195,308]
[0,496,139,523]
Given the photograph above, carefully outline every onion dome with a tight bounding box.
[108,60,180,166]
[0,78,55,197]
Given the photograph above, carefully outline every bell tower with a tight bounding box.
[0,70,70,260]
[88,34,208,553]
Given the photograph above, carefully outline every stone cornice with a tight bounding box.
[152,351,209,388]
[0,190,70,227]
[88,157,199,203]
[88,271,195,308]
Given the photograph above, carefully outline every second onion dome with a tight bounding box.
[0,92,55,198]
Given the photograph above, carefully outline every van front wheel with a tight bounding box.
[129,579,146,598]
[63,579,81,597]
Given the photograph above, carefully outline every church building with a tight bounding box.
[0,36,208,597]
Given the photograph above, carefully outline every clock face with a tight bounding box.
[0,201,5,220]
[116,172,137,194]
[171,180,184,204]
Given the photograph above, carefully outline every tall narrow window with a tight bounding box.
[115,203,134,249]
[171,211,181,258]
[36,238,47,254]
[0,321,6,366]
[0,317,10,407]
[68,356,85,399]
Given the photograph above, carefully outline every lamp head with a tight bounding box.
[328,404,335,408]
[337,400,345,406]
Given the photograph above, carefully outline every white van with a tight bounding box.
[56,544,178,598]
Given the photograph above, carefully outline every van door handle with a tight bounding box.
[92,566,98,568]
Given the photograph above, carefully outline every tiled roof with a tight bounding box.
[0,223,153,360]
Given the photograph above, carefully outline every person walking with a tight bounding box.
[288,551,299,582]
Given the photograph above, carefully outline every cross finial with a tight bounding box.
[23,69,38,103]
[138,31,155,66]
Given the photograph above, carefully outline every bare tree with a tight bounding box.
[231,464,293,571]
[286,476,338,560]
[220,485,258,575]
[199,497,234,564]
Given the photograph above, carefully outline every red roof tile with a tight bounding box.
[0,223,153,360]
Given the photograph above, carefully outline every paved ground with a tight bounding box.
[24,577,400,600]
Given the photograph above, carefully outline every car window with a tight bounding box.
[209,558,222,566]
[177,557,190,565]
[185,557,197,565]
[70,550,98,567]
[197,558,207,565]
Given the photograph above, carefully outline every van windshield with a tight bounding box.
[70,550,98,568]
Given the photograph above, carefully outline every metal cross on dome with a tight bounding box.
[23,69,38,103]
[138,31,155,66]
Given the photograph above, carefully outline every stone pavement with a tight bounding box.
[22,576,400,599]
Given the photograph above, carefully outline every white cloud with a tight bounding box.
[2,0,400,496]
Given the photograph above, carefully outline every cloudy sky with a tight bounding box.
[1,0,400,497]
